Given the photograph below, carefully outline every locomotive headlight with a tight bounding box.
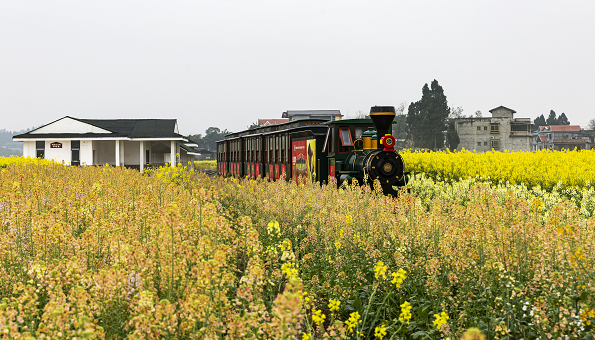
[379,134,396,151]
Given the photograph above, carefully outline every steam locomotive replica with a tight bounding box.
[216,106,409,196]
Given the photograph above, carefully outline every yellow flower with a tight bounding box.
[328,298,340,312]
[281,262,298,278]
[302,333,311,340]
[399,301,412,324]
[334,241,342,251]
[433,311,449,329]
[346,214,353,224]
[374,261,388,280]
[345,311,361,332]
[312,309,326,326]
[391,269,406,288]
[374,324,387,339]
[267,220,280,235]
[327,255,333,264]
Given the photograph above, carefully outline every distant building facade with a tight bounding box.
[282,110,343,122]
[533,125,593,150]
[454,106,532,152]
[258,118,289,126]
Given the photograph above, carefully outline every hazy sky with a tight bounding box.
[1,0,594,135]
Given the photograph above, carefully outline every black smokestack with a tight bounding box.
[369,106,396,150]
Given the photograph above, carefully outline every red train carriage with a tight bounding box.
[217,119,328,182]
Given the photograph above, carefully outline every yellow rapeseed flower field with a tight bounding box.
[0,155,593,339]
[402,149,595,191]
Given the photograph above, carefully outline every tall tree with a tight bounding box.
[407,80,450,149]
[557,112,570,125]
[446,120,460,151]
[589,119,595,130]
[533,114,546,131]
[546,110,558,125]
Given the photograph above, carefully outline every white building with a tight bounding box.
[13,116,196,171]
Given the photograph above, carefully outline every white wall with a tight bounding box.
[81,140,93,165]
[43,140,72,164]
[23,141,35,158]
[31,117,111,134]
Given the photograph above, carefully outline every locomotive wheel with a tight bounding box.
[363,150,404,186]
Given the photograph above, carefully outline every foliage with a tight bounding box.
[445,121,460,151]
[407,80,450,150]
[533,114,546,131]
[0,146,21,157]
[588,119,595,130]
[545,110,570,126]
[187,127,230,152]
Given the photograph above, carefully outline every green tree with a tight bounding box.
[533,114,546,131]
[557,112,570,125]
[247,121,260,129]
[446,120,460,151]
[407,80,450,149]
[187,127,230,151]
[546,110,558,125]
[588,119,595,130]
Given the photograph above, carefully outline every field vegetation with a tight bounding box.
[0,151,593,339]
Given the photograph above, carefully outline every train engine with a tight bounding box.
[336,106,408,196]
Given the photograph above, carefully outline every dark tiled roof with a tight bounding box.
[13,132,128,139]
[13,117,184,139]
[79,119,181,138]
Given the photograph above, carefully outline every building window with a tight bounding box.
[484,126,488,131]
[477,126,481,131]
[36,141,45,158]
[477,142,481,147]
[490,123,500,133]
[484,141,487,146]
[491,140,500,149]
[71,140,80,166]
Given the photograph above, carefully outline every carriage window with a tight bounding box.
[339,127,353,147]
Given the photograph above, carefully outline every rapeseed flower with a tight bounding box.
[312,309,326,326]
[345,311,361,333]
[433,312,449,329]
[399,301,412,324]
[267,220,280,235]
[328,299,340,312]
[374,261,388,280]
[374,324,387,339]
[391,269,406,288]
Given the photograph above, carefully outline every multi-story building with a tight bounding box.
[533,125,592,150]
[454,106,533,152]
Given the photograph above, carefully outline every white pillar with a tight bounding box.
[171,140,176,168]
[120,141,125,166]
[115,140,120,166]
[140,141,145,173]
